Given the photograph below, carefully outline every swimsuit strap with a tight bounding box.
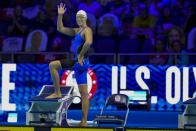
[77,26,87,34]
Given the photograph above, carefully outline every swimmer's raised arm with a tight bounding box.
[57,3,76,36]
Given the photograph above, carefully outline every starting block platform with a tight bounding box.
[26,85,81,127]
[179,93,196,129]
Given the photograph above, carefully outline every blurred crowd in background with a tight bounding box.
[0,0,195,65]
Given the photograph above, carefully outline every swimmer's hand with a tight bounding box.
[78,55,84,66]
[58,3,66,15]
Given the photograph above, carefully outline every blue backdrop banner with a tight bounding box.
[0,64,196,112]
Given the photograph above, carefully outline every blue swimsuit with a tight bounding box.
[71,29,90,85]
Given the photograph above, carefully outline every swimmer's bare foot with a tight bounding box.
[45,93,62,99]
[78,121,87,127]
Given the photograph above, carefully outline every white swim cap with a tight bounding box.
[76,10,87,19]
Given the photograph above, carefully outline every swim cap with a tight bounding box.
[76,10,87,19]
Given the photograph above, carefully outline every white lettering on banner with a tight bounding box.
[112,66,196,105]
[112,66,150,95]
[166,66,181,104]
[120,66,126,89]
[112,66,150,103]
[135,66,150,91]
[183,67,190,101]
[193,67,196,86]
[112,66,118,94]
[2,64,16,111]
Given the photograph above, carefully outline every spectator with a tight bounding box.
[130,0,140,16]
[152,25,164,45]
[149,37,168,65]
[131,4,156,39]
[26,32,42,52]
[31,9,55,37]
[15,29,48,63]
[97,13,120,36]
[167,40,189,65]
[120,16,133,37]
[97,0,111,6]
[25,29,48,52]
[7,5,29,36]
[131,4,155,52]
[184,10,196,35]
[0,8,10,35]
[23,5,40,20]
[171,0,191,28]
[97,0,111,14]
[44,0,57,12]
[165,26,186,52]
[106,0,131,19]
[180,1,194,28]
[149,0,163,17]
[187,27,196,52]
[158,6,174,31]
[78,0,102,18]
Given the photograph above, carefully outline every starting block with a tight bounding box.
[179,92,196,129]
[26,85,81,126]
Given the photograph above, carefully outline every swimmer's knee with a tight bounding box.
[49,61,61,70]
